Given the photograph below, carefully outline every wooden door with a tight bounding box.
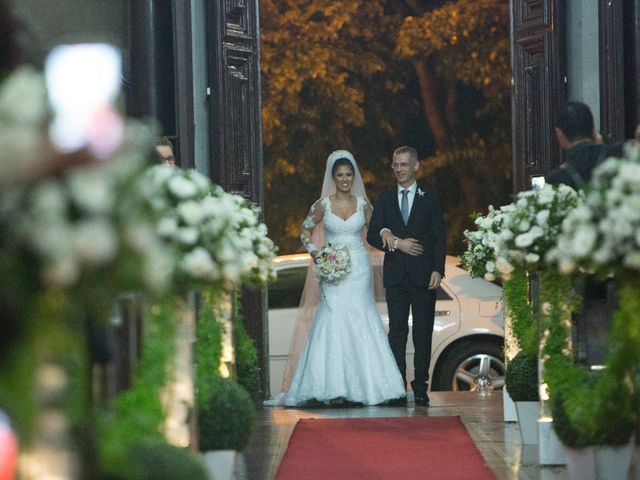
[511,0,566,193]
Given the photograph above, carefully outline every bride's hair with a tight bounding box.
[331,157,355,176]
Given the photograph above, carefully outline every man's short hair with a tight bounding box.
[555,101,595,142]
[156,136,174,150]
[393,146,418,163]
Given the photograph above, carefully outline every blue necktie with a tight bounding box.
[401,189,409,225]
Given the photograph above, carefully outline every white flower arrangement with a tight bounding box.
[142,165,277,287]
[462,184,580,280]
[492,184,580,278]
[547,143,640,275]
[315,243,351,284]
[0,121,175,294]
[461,205,508,281]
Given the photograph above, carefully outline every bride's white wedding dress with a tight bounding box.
[283,196,406,406]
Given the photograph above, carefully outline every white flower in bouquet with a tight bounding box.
[549,143,640,275]
[315,243,352,284]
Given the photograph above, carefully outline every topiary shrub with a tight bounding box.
[504,350,539,401]
[198,375,255,451]
[130,441,208,480]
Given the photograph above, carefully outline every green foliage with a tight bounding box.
[232,298,262,402]
[543,274,640,447]
[198,375,256,452]
[98,297,178,478]
[195,288,224,407]
[503,268,536,356]
[504,351,538,402]
[126,441,208,480]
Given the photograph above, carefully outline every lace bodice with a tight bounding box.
[300,196,369,253]
[321,196,366,250]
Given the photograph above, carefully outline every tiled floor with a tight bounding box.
[241,391,634,479]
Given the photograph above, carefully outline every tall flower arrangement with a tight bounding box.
[141,165,277,289]
[542,143,640,450]
[547,143,640,277]
[461,205,508,281]
[492,184,581,277]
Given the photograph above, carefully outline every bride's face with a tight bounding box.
[333,165,354,193]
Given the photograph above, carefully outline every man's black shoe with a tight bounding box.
[414,392,430,406]
[382,396,407,406]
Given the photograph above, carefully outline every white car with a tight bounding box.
[267,253,505,395]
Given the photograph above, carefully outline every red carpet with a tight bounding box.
[276,416,496,480]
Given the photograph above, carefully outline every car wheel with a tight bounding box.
[431,340,505,392]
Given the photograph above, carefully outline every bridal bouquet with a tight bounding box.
[315,243,351,284]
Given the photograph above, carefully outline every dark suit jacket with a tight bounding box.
[367,185,446,288]
[546,142,623,190]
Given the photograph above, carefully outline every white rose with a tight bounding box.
[31,181,67,217]
[181,247,218,280]
[515,233,533,248]
[495,257,514,275]
[485,260,496,273]
[571,226,597,257]
[168,176,198,199]
[72,220,118,265]
[518,220,530,232]
[177,227,199,245]
[178,200,204,225]
[157,216,179,237]
[67,168,115,213]
[0,66,47,123]
[525,253,540,263]
[484,272,496,282]
[536,210,550,225]
[200,196,224,217]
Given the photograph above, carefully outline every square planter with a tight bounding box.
[515,401,539,445]
[538,417,566,465]
[503,388,518,422]
[565,437,634,480]
[202,450,239,480]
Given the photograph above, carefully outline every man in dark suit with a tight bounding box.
[367,146,446,406]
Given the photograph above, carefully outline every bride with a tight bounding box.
[281,150,406,406]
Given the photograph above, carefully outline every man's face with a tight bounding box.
[391,152,418,186]
[156,145,175,166]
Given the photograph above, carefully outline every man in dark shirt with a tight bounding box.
[546,101,623,190]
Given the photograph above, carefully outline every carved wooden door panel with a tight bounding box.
[206,0,268,391]
[511,0,566,193]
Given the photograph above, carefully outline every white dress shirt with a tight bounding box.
[397,182,417,214]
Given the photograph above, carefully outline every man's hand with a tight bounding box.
[381,230,396,251]
[397,238,423,256]
[428,271,442,290]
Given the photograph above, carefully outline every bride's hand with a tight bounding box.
[397,238,423,256]
[381,231,396,251]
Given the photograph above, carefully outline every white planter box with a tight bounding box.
[503,388,518,422]
[202,450,238,480]
[565,437,634,480]
[538,417,566,465]
[515,401,539,445]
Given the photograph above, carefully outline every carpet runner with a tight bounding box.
[276,416,496,479]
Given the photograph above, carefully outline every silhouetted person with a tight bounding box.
[547,101,623,190]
